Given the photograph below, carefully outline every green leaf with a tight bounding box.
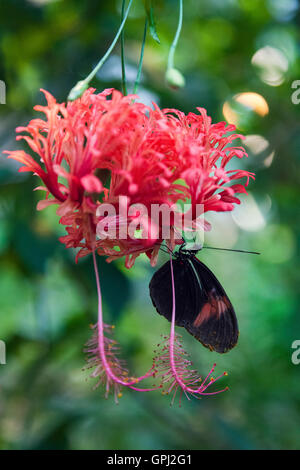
[144,0,160,43]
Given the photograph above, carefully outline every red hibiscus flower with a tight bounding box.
[4,88,254,402]
[5,88,254,267]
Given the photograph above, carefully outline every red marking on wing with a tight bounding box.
[217,298,228,315]
[193,292,229,328]
[193,303,211,327]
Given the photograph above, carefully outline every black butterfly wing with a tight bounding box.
[184,257,239,353]
[149,255,239,354]
[149,258,199,327]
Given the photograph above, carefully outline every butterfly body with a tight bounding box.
[149,248,239,353]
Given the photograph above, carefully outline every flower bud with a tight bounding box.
[68,80,89,101]
[165,67,185,89]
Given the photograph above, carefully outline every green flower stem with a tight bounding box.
[133,18,148,95]
[84,0,133,84]
[167,0,183,71]
[68,0,134,100]
[121,0,128,96]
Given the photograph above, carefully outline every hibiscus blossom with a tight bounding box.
[5,88,254,264]
[4,88,254,402]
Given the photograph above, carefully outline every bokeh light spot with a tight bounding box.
[232,193,266,232]
[244,134,275,168]
[235,93,269,116]
[223,92,269,129]
[251,46,289,86]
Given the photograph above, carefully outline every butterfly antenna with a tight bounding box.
[203,246,260,255]
[154,242,174,255]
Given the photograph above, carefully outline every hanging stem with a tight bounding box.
[167,0,183,71]
[84,0,134,84]
[68,0,134,100]
[167,252,229,396]
[133,18,148,95]
[91,249,157,393]
[121,0,128,96]
[168,252,188,391]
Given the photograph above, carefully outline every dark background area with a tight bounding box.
[0,0,299,450]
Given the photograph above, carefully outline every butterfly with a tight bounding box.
[149,245,239,354]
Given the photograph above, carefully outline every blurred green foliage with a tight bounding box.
[0,0,300,450]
